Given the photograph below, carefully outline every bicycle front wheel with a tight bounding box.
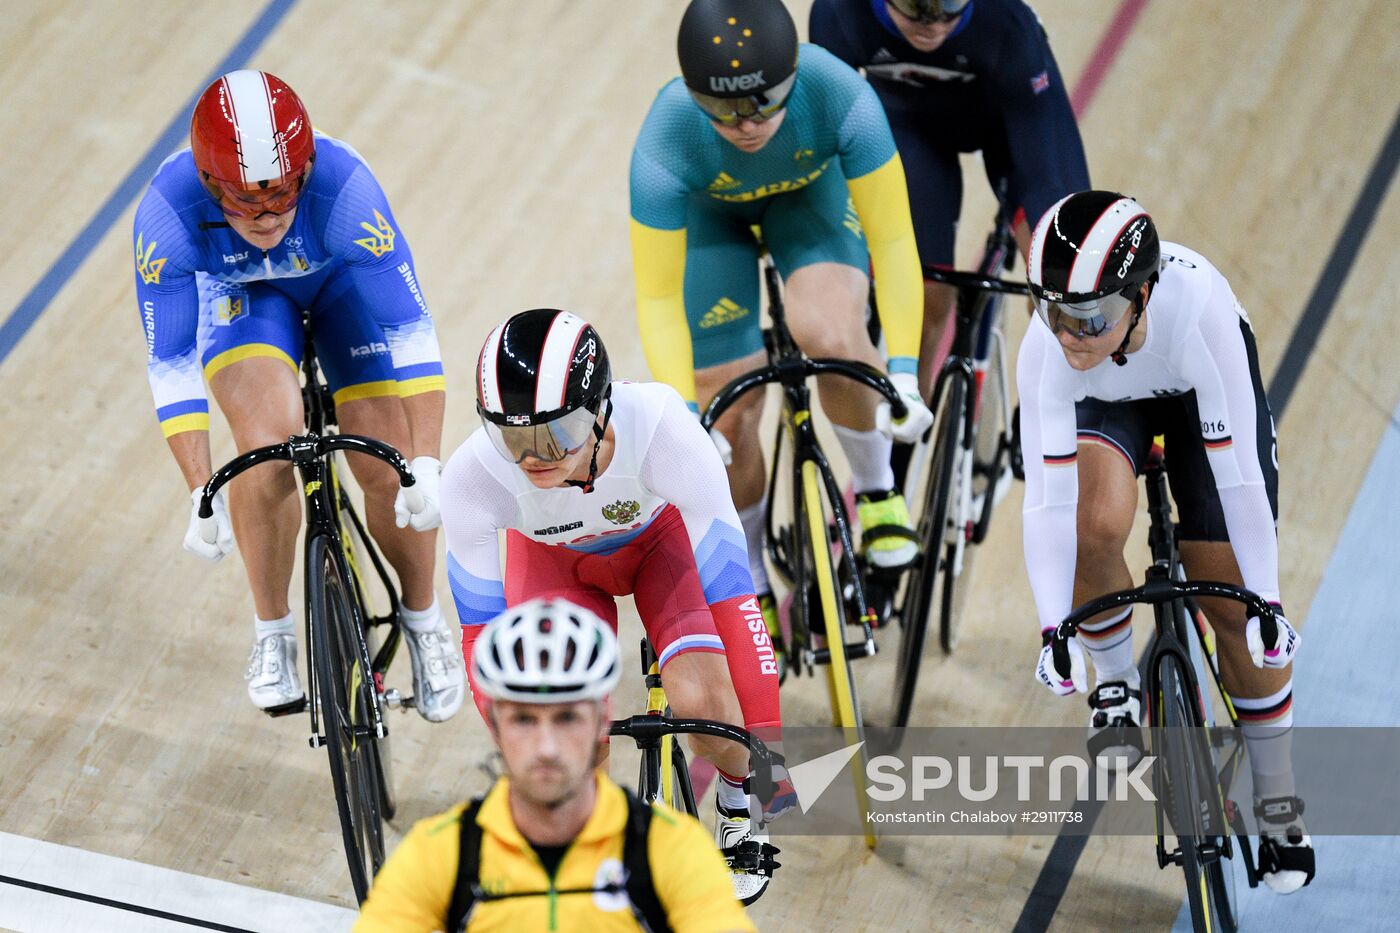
[799,460,876,849]
[337,491,397,821]
[308,534,387,903]
[892,372,964,725]
[1159,652,1237,933]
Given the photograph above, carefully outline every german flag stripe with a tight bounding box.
[1043,452,1078,466]
[1080,612,1133,641]
[1235,694,1293,722]
[1204,435,1234,450]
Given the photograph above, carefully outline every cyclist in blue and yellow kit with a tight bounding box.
[133,70,464,721]
[630,0,935,645]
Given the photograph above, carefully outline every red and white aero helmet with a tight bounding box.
[190,70,315,216]
[472,598,621,704]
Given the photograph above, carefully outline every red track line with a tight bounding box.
[1070,0,1151,118]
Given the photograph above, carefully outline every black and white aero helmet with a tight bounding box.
[1027,191,1160,338]
[472,598,621,703]
[476,309,612,466]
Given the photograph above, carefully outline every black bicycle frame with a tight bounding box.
[199,432,417,741]
[702,258,907,667]
[922,222,1029,544]
[1049,460,1279,881]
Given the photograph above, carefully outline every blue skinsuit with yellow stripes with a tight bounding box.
[629,43,924,407]
[134,132,444,438]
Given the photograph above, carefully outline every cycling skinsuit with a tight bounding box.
[440,382,781,732]
[133,132,443,437]
[629,43,923,405]
[352,773,756,933]
[809,0,1089,263]
[1018,243,1281,635]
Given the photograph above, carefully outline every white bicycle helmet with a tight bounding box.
[472,598,621,703]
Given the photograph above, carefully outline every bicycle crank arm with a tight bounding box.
[260,696,307,719]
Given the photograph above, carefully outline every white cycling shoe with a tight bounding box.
[715,800,775,905]
[1256,796,1315,894]
[1086,680,1144,770]
[245,634,304,712]
[403,610,466,723]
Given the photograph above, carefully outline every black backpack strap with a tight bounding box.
[621,791,672,933]
[446,798,486,933]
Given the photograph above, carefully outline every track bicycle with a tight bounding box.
[197,312,423,903]
[1047,446,1279,933]
[609,638,781,882]
[702,247,908,849]
[883,211,1029,727]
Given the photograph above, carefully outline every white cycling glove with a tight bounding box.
[709,425,734,466]
[879,371,935,444]
[184,486,235,562]
[1036,629,1088,696]
[1246,605,1300,669]
[394,456,442,531]
[691,405,734,466]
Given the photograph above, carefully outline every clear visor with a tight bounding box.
[888,0,970,23]
[688,71,797,126]
[1033,289,1135,339]
[483,405,599,464]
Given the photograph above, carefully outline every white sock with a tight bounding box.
[254,613,294,641]
[1079,608,1138,687]
[402,597,441,634]
[831,424,895,495]
[738,498,770,594]
[717,772,748,810]
[1237,681,1296,800]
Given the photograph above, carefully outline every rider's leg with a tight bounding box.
[765,172,916,565]
[337,393,438,611]
[1166,385,1309,892]
[1179,538,1294,771]
[338,390,462,722]
[1073,440,1141,684]
[209,354,306,708]
[696,351,771,590]
[209,355,305,622]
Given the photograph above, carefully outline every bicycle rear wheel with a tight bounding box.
[309,534,387,903]
[799,460,876,848]
[1159,652,1237,933]
[891,372,963,725]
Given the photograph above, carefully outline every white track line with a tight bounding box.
[0,832,356,933]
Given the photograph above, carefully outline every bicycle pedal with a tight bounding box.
[383,688,416,712]
[261,695,307,718]
[723,839,782,877]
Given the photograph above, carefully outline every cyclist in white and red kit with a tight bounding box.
[439,309,793,904]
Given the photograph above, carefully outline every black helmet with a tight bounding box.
[1027,191,1160,338]
[476,309,611,464]
[677,0,799,124]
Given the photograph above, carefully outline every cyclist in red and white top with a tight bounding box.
[439,309,793,904]
[1018,191,1313,893]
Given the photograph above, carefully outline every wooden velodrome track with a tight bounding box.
[2,1,1398,930]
